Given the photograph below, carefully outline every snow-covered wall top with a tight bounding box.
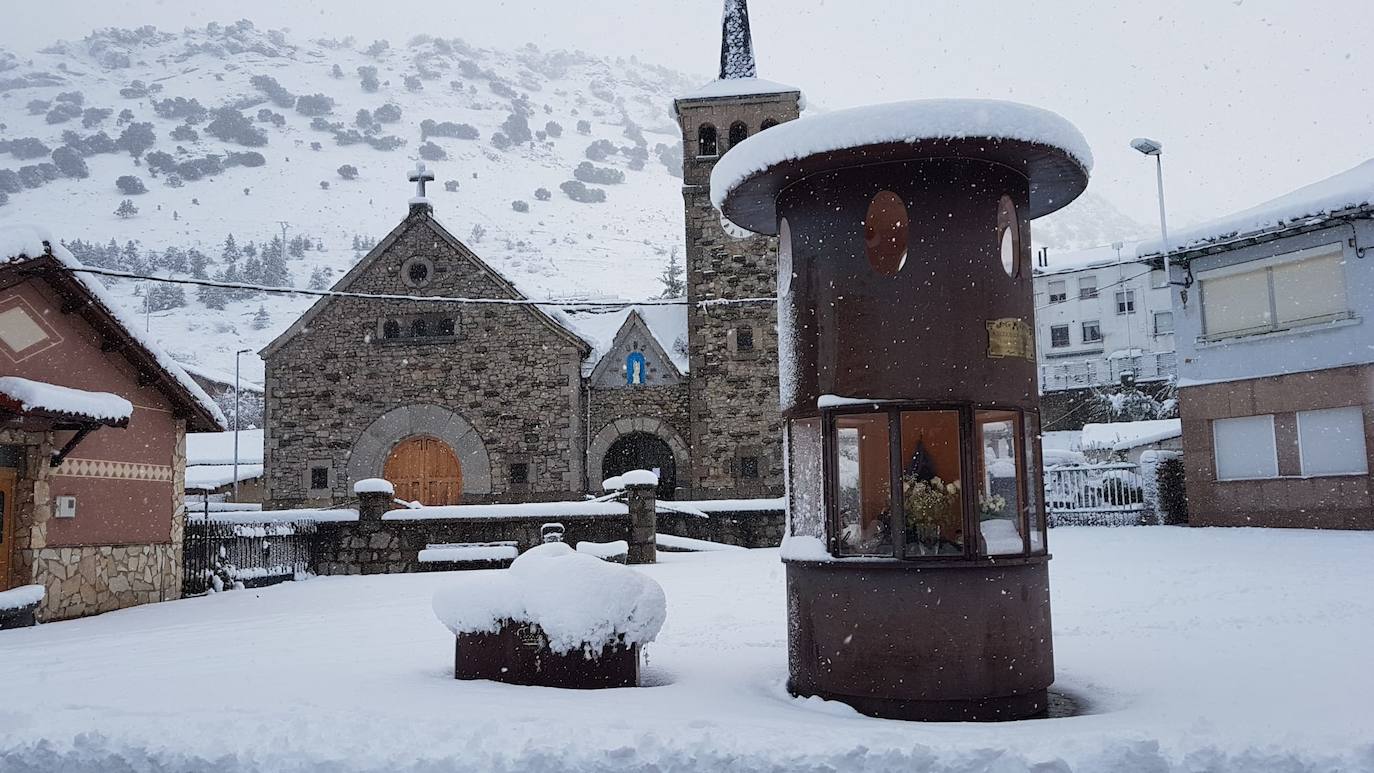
[0,376,133,422]
[677,77,801,103]
[1080,419,1182,451]
[186,428,264,465]
[710,99,1094,211]
[1143,158,1374,255]
[2,225,227,428]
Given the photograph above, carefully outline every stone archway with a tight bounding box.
[587,417,689,499]
[603,433,677,500]
[348,404,491,495]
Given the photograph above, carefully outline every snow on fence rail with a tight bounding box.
[1043,461,1155,527]
[183,517,326,595]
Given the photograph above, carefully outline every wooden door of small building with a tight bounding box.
[0,470,14,592]
[383,436,463,505]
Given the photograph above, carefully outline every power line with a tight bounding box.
[61,265,775,310]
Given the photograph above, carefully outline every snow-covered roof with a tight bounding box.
[711,99,1093,222]
[564,304,689,375]
[175,360,264,394]
[1,225,226,430]
[1080,419,1182,452]
[1033,242,1147,277]
[677,76,801,103]
[1143,158,1374,255]
[185,464,264,490]
[0,376,133,423]
[186,428,264,466]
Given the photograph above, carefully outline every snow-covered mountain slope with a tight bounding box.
[0,21,1142,380]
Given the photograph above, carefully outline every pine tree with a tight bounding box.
[307,266,332,290]
[197,281,226,310]
[241,254,263,286]
[145,283,186,311]
[262,238,290,288]
[188,249,209,279]
[251,305,271,330]
[221,233,241,264]
[161,246,188,274]
[114,199,139,219]
[657,247,685,298]
[120,240,144,272]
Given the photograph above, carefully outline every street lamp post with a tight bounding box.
[233,348,252,500]
[1130,137,1181,288]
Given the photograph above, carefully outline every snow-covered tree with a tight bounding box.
[657,247,684,298]
[114,198,139,218]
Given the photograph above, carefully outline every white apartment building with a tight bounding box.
[1032,243,1177,393]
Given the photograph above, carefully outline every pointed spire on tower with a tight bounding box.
[719,0,757,80]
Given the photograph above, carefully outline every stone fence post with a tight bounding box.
[354,478,396,522]
[624,482,657,564]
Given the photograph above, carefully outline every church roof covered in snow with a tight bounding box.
[564,304,689,376]
[260,206,591,359]
[1141,158,1374,256]
[0,225,226,431]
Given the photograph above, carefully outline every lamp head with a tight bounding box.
[1130,137,1163,156]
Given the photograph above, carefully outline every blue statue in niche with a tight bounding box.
[626,352,647,385]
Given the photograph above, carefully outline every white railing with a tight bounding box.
[1040,351,1177,392]
[1043,462,1154,526]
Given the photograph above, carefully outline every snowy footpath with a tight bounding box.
[1,527,1372,772]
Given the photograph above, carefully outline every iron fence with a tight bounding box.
[1044,462,1153,526]
[182,517,321,596]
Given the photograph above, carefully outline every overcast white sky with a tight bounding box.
[4,0,1371,231]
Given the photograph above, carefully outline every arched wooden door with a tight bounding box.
[383,436,463,505]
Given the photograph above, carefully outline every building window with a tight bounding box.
[1298,406,1368,477]
[1050,325,1070,348]
[728,120,748,148]
[996,195,1019,277]
[1078,276,1098,299]
[1047,279,1067,304]
[864,190,908,277]
[625,351,647,385]
[739,455,760,480]
[382,319,401,339]
[1081,320,1102,343]
[510,462,530,485]
[760,118,778,131]
[735,326,755,353]
[410,317,428,337]
[310,466,329,490]
[1200,245,1348,341]
[1213,415,1278,481]
[1153,310,1174,335]
[400,256,435,288]
[1115,290,1136,315]
[378,313,458,342]
[697,124,718,157]
[437,317,456,336]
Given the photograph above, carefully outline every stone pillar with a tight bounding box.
[625,482,657,564]
[355,479,396,521]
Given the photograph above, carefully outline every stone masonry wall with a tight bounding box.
[588,383,691,453]
[265,211,586,508]
[27,543,179,621]
[657,508,785,548]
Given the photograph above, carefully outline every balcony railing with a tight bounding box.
[1039,351,1177,392]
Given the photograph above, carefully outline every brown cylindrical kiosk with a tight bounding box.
[712,99,1091,721]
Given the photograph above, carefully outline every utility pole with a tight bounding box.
[277,220,290,257]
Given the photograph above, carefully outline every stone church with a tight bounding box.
[261,0,801,507]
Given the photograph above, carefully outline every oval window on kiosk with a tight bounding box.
[864,191,908,277]
[997,195,1020,277]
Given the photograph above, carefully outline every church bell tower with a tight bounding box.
[675,0,802,498]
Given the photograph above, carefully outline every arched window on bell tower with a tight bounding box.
[728,120,749,148]
[697,124,718,157]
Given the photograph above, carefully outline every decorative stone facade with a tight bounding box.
[263,208,589,508]
[26,543,180,619]
[676,90,802,498]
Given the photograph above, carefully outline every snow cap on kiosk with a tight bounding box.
[711,98,1093,235]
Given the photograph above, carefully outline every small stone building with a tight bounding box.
[0,230,224,620]
[261,0,801,508]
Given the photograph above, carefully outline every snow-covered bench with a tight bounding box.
[418,542,519,569]
[575,539,629,563]
[433,542,666,688]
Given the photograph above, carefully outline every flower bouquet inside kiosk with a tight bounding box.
[712,99,1091,721]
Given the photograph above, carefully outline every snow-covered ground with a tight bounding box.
[1,527,1371,771]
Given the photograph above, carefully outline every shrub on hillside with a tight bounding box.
[534,187,551,201]
[81,107,112,128]
[115,122,156,157]
[55,91,84,106]
[116,175,147,195]
[170,125,199,142]
[0,170,20,193]
[115,198,139,218]
[8,138,52,160]
[250,75,296,108]
[153,97,207,122]
[544,121,562,138]
[45,102,82,124]
[225,151,266,168]
[511,199,529,213]
[420,119,478,141]
[576,119,591,135]
[295,93,335,117]
[358,66,380,92]
[205,109,267,146]
[337,164,359,180]
[574,161,624,185]
[585,139,616,161]
[560,179,605,203]
[374,103,402,123]
[418,141,446,161]
[51,146,88,178]
[404,75,422,92]
[26,99,50,115]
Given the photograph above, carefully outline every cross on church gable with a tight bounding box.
[408,162,436,209]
